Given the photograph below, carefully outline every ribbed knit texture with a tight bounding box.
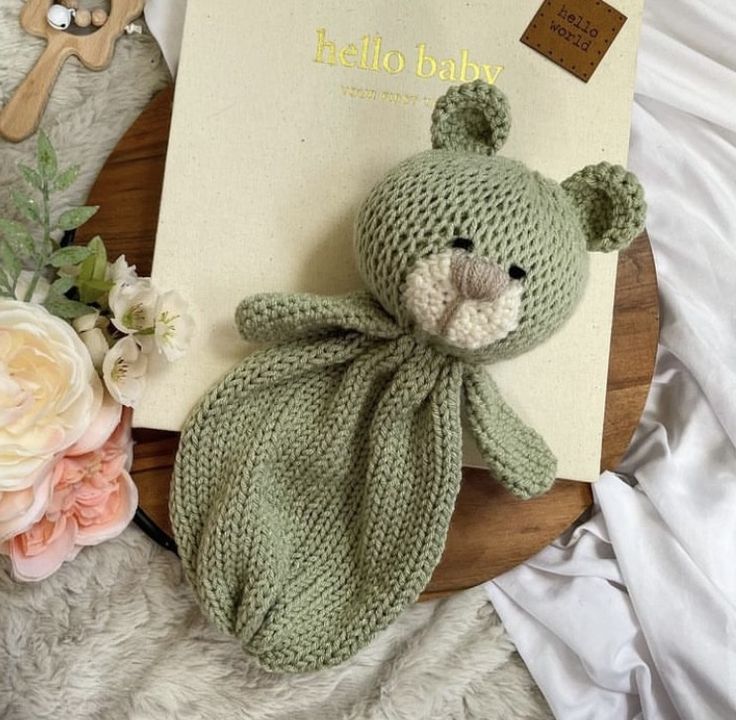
[431,81,511,156]
[174,294,464,672]
[172,80,646,673]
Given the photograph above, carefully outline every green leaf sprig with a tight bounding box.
[0,130,106,320]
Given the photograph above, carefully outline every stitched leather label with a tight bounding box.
[520,0,627,82]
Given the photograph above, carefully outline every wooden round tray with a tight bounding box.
[83,87,659,599]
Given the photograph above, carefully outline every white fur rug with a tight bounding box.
[0,3,551,718]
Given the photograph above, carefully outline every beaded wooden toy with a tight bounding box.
[0,0,144,143]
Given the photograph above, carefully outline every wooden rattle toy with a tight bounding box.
[45,1,110,29]
[0,0,144,143]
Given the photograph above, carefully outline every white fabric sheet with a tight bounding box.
[144,0,187,77]
[486,1,736,717]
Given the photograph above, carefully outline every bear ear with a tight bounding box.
[562,162,646,253]
[431,81,511,156]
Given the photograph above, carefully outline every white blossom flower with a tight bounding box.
[106,255,137,287]
[73,312,110,370]
[13,270,50,304]
[108,278,158,335]
[72,311,101,333]
[79,328,109,371]
[102,336,148,407]
[151,290,194,361]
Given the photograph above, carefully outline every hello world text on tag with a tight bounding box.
[521,0,627,82]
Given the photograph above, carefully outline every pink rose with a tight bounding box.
[1,408,138,582]
[0,392,122,543]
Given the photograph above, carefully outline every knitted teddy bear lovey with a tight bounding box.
[171,80,646,673]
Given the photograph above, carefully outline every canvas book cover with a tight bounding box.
[137,0,645,482]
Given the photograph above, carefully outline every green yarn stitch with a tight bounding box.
[172,80,646,673]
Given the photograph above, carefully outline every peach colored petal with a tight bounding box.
[8,515,78,582]
[66,392,122,457]
[18,515,66,556]
[76,470,138,546]
[73,478,118,520]
[0,487,34,523]
[0,450,56,493]
[105,407,134,469]
[0,470,53,541]
[48,457,86,499]
[1,408,139,581]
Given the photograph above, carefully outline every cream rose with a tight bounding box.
[0,300,102,500]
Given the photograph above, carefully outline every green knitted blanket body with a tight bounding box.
[174,296,460,671]
[172,81,646,673]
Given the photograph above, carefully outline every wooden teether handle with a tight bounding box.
[0,41,74,143]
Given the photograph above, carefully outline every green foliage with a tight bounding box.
[50,276,75,295]
[76,236,112,304]
[48,245,93,267]
[56,206,99,231]
[37,130,58,179]
[53,165,80,192]
[0,241,21,295]
[19,164,43,191]
[12,190,41,224]
[0,219,35,258]
[43,292,94,319]
[0,130,107,318]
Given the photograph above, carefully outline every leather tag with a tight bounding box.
[520,0,627,82]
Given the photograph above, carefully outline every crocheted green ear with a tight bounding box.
[431,80,511,155]
[562,162,646,253]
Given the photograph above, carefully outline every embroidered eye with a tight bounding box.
[451,237,474,252]
[508,264,527,280]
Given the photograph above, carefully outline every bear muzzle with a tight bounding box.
[403,249,524,350]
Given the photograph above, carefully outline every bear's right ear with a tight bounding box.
[562,162,646,253]
[431,80,511,156]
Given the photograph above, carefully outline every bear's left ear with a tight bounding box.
[562,162,646,252]
[431,80,511,156]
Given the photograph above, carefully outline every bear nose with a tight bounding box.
[450,252,509,302]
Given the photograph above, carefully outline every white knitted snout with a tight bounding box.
[403,250,523,350]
